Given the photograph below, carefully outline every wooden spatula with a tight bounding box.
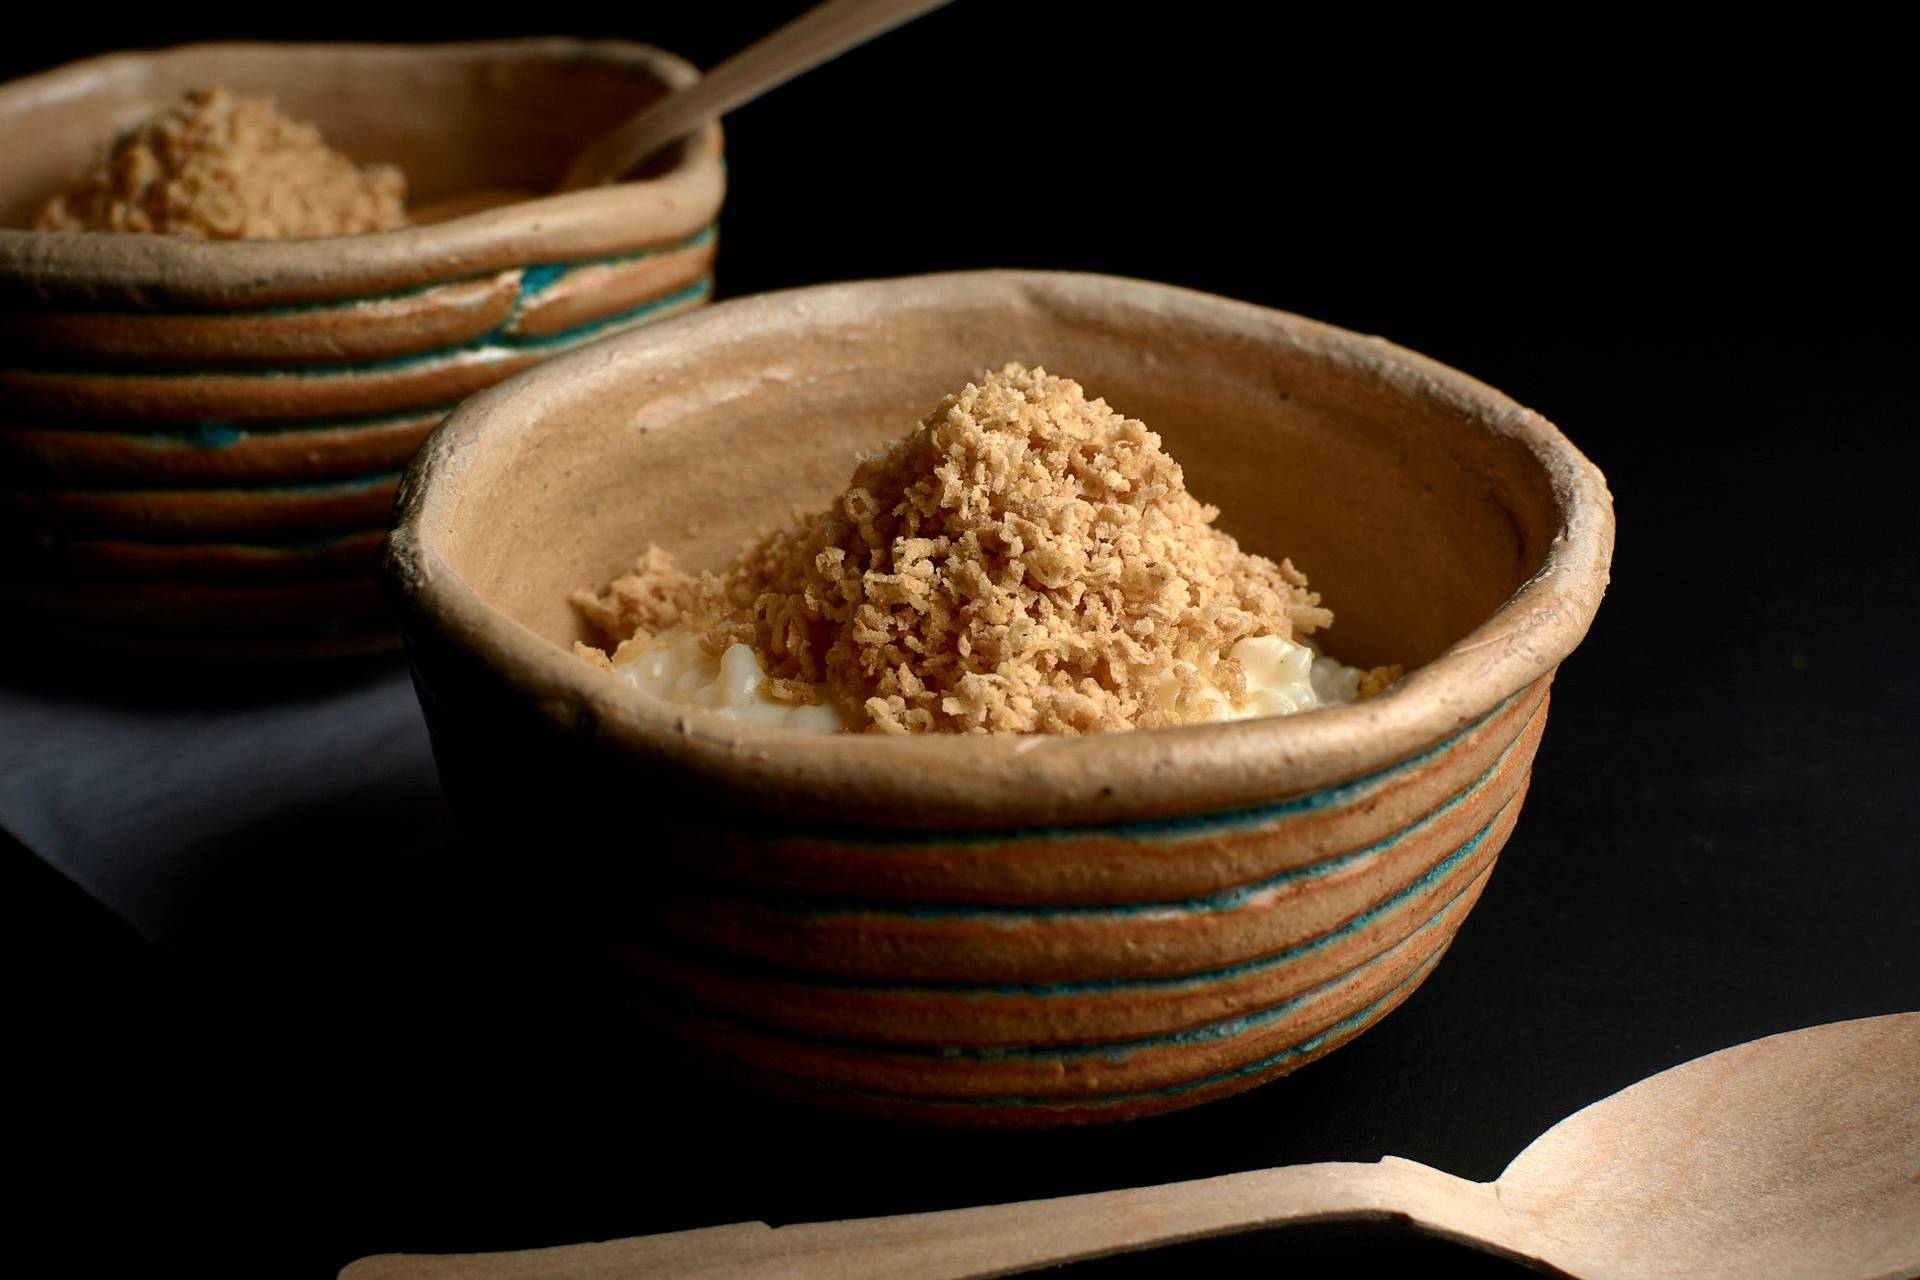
[341,1013,1920,1279]
[560,0,956,191]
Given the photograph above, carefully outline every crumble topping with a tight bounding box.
[35,86,407,238]
[575,364,1398,734]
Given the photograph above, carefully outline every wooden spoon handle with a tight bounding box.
[340,1158,1519,1279]
[559,0,955,191]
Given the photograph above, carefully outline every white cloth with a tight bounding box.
[0,656,451,941]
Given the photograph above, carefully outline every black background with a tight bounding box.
[8,5,1916,1277]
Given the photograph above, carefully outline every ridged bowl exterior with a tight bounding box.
[0,40,724,657]
[405,657,1548,1126]
[613,686,1547,1124]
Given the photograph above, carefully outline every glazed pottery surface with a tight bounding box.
[384,271,1615,1124]
[0,39,725,657]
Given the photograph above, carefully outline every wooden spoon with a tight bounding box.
[559,0,955,192]
[341,1013,1920,1279]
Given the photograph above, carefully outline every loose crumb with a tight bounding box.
[35,86,407,238]
[576,364,1399,734]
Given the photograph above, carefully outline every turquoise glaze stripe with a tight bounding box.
[707,946,1448,1111]
[718,699,1534,921]
[37,528,383,553]
[17,467,401,498]
[2,272,712,383]
[692,865,1481,1066]
[168,423,243,448]
[495,224,717,305]
[680,798,1507,1000]
[46,405,461,450]
[286,273,712,376]
[17,225,718,323]
[243,468,400,494]
[711,688,1530,849]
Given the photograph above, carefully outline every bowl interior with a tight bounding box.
[434,277,1564,675]
[0,42,677,229]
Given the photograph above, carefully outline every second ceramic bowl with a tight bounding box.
[0,39,725,657]
[385,271,1615,1125]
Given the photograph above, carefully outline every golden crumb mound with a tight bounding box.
[35,86,407,239]
[576,364,1362,735]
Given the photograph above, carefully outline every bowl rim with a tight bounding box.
[0,38,724,307]
[385,270,1616,827]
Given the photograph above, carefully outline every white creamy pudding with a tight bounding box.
[611,631,852,733]
[613,629,1375,733]
[1154,634,1378,721]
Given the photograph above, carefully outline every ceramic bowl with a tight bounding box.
[0,39,724,657]
[384,271,1615,1125]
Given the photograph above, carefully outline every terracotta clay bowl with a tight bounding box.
[0,39,724,658]
[384,271,1615,1126]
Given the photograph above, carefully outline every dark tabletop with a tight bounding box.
[9,7,1916,1276]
